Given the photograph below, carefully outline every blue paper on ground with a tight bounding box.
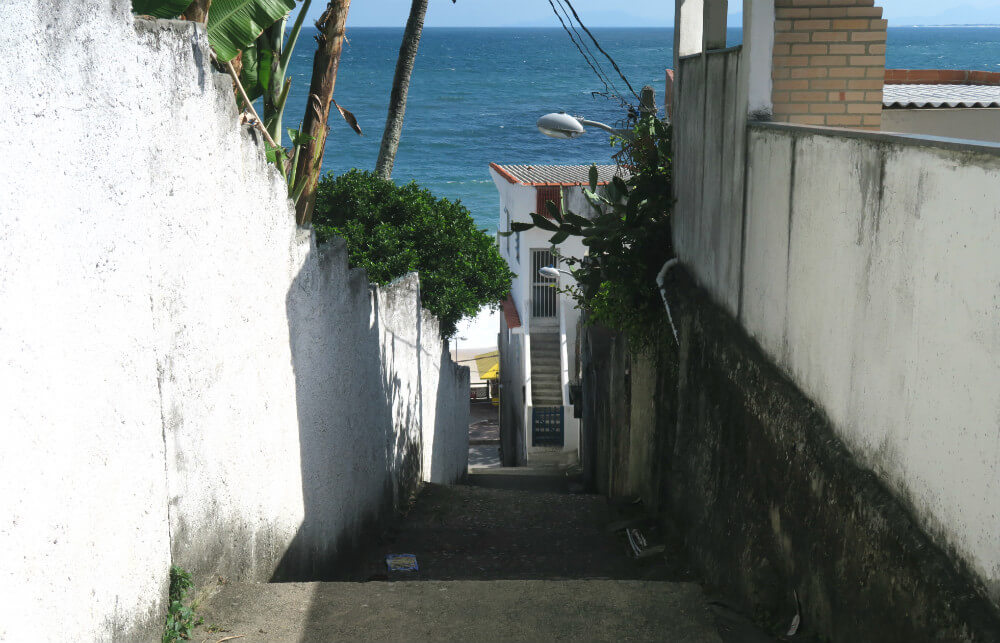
[385,554,419,572]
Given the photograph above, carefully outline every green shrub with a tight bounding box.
[313,170,512,336]
[163,565,196,643]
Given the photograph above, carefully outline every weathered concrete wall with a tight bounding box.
[669,112,1000,635]
[738,124,1000,608]
[658,272,1000,641]
[577,326,676,514]
[499,325,527,466]
[673,47,748,316]
[0,3,468,641]
[578,325,631,496]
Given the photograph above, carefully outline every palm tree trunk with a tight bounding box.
[293,0,352,226]
[374,0,428,180]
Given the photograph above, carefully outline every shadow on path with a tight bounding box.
[329,483,691,583]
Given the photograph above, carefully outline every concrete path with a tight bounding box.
[195,579,720,642]
[193,484,760,642]
[468,400,501,469]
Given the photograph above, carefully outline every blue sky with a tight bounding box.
[292,1,1000,28]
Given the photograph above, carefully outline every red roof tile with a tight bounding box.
[502,294,522,329]
[489,163,627,187]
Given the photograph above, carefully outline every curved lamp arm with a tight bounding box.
[576,118,633,138]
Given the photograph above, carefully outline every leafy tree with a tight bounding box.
[313,170,513,336]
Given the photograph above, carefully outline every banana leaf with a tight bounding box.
[238,41,266,103]
[132,0,191,18]
[207,0,295,62]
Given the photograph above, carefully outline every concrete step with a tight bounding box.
[194,580,723,643]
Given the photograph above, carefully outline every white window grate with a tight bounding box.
[531,249,557,318]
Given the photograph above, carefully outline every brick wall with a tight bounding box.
[772,0,887,129]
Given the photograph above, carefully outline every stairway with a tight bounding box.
[530,332,563,406]
[191,484,728,643]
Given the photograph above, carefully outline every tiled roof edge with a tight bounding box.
[886,69,1000,86]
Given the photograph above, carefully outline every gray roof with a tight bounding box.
[883,84,1000,108]
[490,163,627,186]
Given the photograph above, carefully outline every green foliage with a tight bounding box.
[207,0,296,62]
[313,170,513,337]
[162,566,196,643]
[238,38,271,103]
[503,114,674,351]
[130,0,295,63]
[132,0,191,18]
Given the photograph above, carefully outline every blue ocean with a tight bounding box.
[279,26,1000,232]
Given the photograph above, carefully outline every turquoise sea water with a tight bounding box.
[279,27,1000,232]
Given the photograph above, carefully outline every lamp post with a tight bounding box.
[453,335,467,362]
[536,87,659,141]
[535,112,633,140]
[538,266,573,279]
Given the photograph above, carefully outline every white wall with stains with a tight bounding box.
[679,120,1000,604]
[0,3,468,641]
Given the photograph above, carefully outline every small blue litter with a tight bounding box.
[386,554,418,572]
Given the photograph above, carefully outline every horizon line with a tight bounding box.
[331,23,1000,29]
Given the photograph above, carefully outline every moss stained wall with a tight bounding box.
[578,270,1000,641]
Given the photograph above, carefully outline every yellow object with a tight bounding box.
[474,351,499,381]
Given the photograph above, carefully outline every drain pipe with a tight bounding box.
[656,258,681,346]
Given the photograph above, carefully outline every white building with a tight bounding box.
[489,163,625,467]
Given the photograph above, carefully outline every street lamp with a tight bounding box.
[536,112,632,139]
[539,266,573,279]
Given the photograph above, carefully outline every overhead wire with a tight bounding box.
[546,0,612,98]
[553,0,620,98]
[561,0,640,101]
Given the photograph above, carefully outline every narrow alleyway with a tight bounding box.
[467,399,501,468]
[193,403,775,642]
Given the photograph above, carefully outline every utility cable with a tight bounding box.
[553,0,620,98]
[547,0,612,98]
[561,0,640,100]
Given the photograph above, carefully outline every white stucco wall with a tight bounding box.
[682,121,1000,603]
[0,3,468,641]
[882,108,1000,144]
